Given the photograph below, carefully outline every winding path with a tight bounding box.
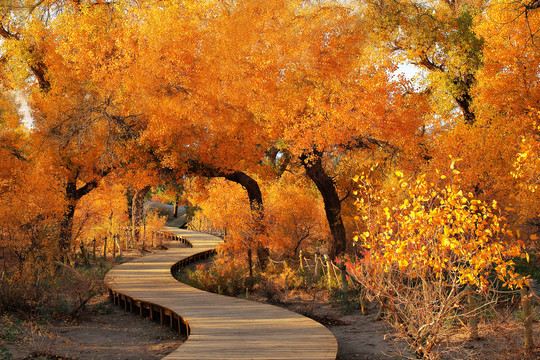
[104,227,338,359]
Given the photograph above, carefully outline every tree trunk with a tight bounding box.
[132,185,151,245]
[452,75,476,125]
[59,173,103,262]
[59,202,76,262]
[173,198,179,218]
[300,150,346,259]
[187,161,268,267]
[221,170,268,268]
[455,93,475,125]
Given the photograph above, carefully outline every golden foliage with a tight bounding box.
[355,164,528,289]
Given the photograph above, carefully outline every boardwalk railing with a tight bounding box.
[104,227,338,359]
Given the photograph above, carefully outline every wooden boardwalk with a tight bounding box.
[104,227,338,359]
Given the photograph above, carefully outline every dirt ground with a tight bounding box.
[2,240,539,360]
[0,296,182,360]
[324,305,540,360]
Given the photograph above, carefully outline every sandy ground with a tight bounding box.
[0,297,182,360]
[329,313,401,360]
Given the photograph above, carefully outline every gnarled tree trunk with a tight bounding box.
[59,174,102,262]
[300,150,346,259]
[187,160,268,268]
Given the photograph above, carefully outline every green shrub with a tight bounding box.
[329,288,363,314]
[0,315,21,342]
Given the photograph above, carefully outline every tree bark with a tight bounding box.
[59,201,76,262]
[453,80,476,125]
[300,150,347,259]
[173,198,179,218]
[59,176,101,262]
[132,185,151,245]
[187,160,268,267]
[187,161,264,214]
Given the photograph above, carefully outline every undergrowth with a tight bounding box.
[514,251,540,283]
[0,258,112,320]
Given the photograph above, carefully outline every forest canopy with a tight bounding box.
[0,0,539,357]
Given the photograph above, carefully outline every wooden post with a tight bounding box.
[92,238,96,260]
[324,255,333,288]
[521,286,534,352]
[467,285,479,340]
[79,243,89,265]
[338,261,348,293]
[314,254,320,280]
[299,250,304,272]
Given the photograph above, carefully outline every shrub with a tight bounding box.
[177,254,254,297]
[0,257,109,319]
[351,166,529,359]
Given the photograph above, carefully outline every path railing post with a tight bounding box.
[324,255,333,288]
[314,254,320,280]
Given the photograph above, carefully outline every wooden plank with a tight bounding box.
[104,228,337,359]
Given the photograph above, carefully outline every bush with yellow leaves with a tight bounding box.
[351,165,529,359]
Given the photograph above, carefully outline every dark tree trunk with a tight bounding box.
[132,185,151,245]
[59,176,101,262]
[187,161,268,267]
[455,92,475,125]
[300,150,346,259]
[452,75,476,125]
[173,198,179,218]
[59,201,76,262]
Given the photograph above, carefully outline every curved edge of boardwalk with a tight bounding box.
[104,227,338,360]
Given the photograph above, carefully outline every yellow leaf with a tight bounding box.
[395,170,404,178]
